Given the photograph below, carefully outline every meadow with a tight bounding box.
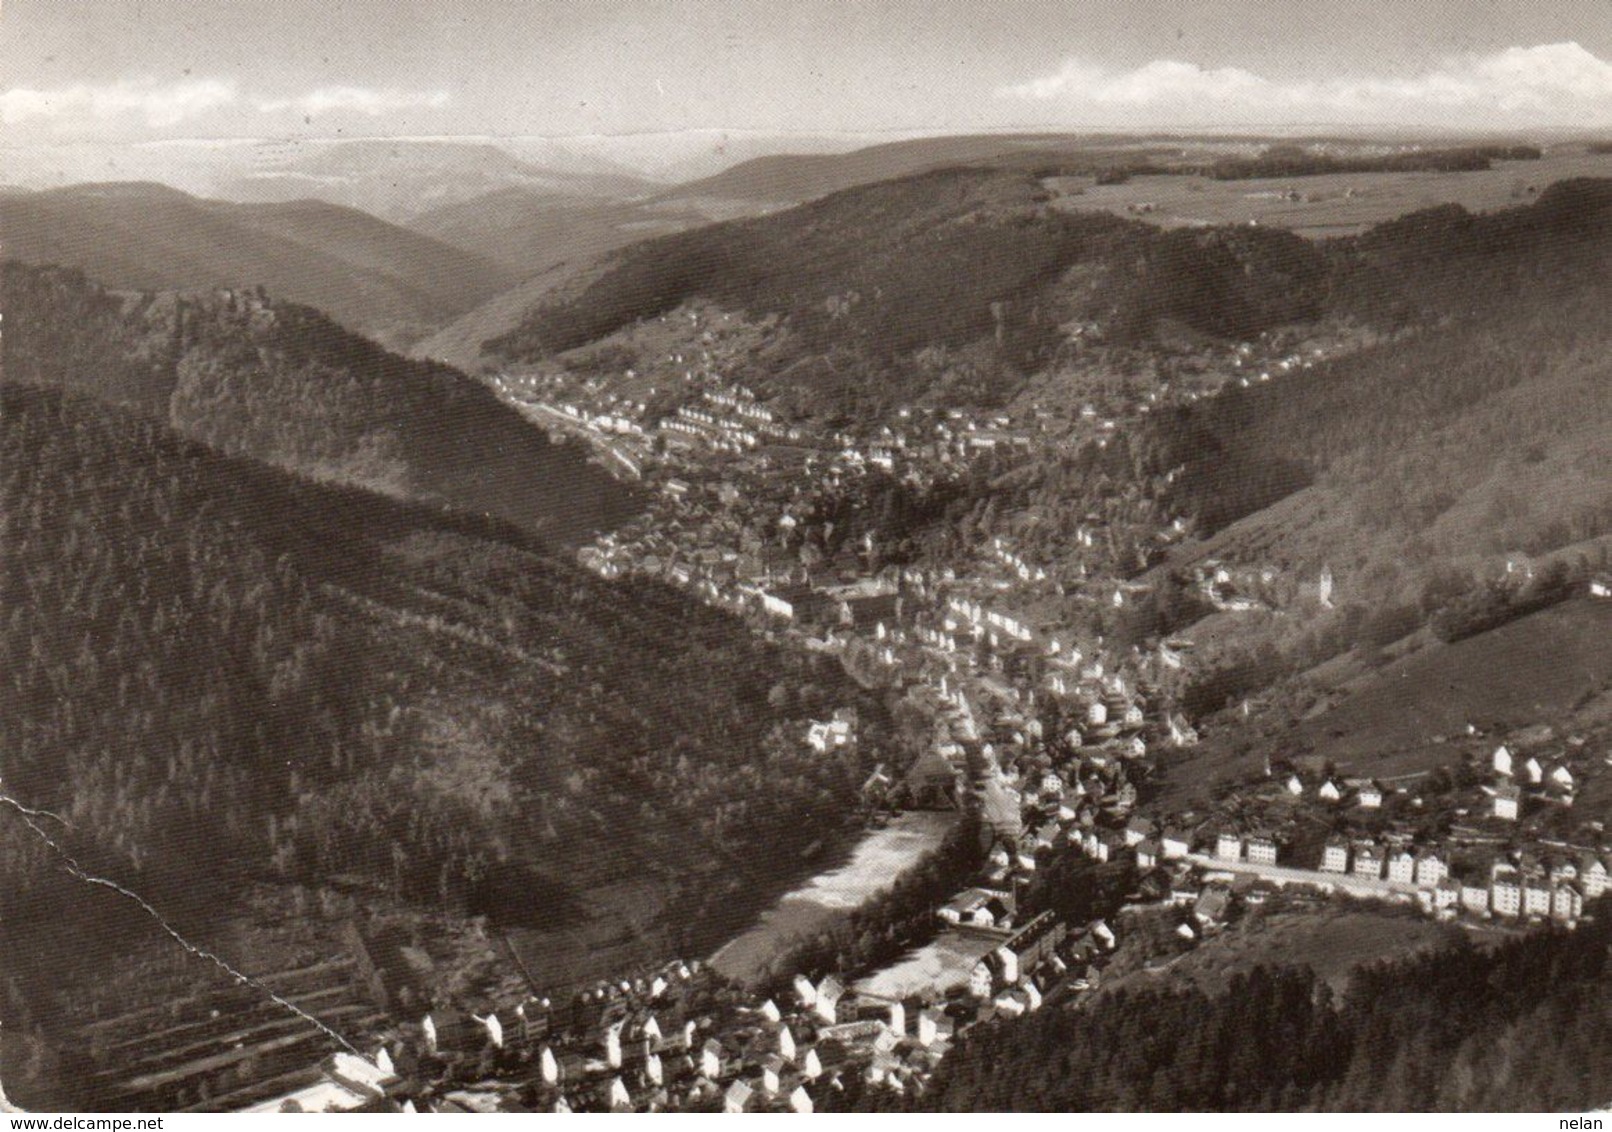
[1049,152,1612,237]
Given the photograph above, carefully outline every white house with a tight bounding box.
[1214,832,1243,862]
[1246,835,1278,866]
[1491,874,1522,917]
[723,1080,753,1114]
[1387,848,1416,885]
[1552,884,1584,923]
[792,974,817,1008]
[815,976,844,1025]
[761,1055,785,1095]
[1492,745,1513,778]
[916,1010,939,1048]
[1522,878,1552,918]
[1351,842,1381,879]
[1414,850,1448,887]
[1493,783,1521,821]
[608,1077,632,1112]
[700,1039,722,1080]
[1580,855,1609,898]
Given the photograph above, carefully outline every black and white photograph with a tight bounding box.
[4,0,1612,1115]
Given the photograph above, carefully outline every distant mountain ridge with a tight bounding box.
[217,138,660,222]
[0,181,518,348]
[653,133,1099,205]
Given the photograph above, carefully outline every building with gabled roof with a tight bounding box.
[723,1079,753,1114]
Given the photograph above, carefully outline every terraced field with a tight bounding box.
[78,955,388,1111]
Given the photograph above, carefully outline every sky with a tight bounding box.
[4,0,1612,149]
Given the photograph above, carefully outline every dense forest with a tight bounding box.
[1138,182,1612,600]
[0,384,893,950]
[1,262,640,545]
[1199,143,1541,181]
[837,900,1612,1111]
[486,168,1329,420]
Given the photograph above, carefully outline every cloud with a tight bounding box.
[1005,59,1270,106]
[257,86,451,117]
[0,78,237,127]
[998,42,1612,125]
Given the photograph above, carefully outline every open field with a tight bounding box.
[1145,598,1612,811]
[1048,153,1612,237]
[853,928,1002,1002]
[708,811,956,985]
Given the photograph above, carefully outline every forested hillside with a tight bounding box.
[484,168,1328,420]
[1131,181,1612,637]
[767,179,1612,685]
[0,183,518,347]
[2,262,640,545]
[0,383,889,957]
[475,170,1612,675]
[838,903,1612,1111]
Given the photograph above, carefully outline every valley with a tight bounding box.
[8,131,1612,1113]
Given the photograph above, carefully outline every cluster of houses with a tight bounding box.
[1170,740,1605,928]
[262,951,1007,1112]
[1486,743,1577,817]
[471,311,1612,1110]
[859,883,1120,1029]
[658,392,806,455]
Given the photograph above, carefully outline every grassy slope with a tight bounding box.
[408,258,617,374]
[1295,598,1612,774]
[1100,906,1464,1001]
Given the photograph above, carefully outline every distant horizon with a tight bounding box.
[4,120,1607,196]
